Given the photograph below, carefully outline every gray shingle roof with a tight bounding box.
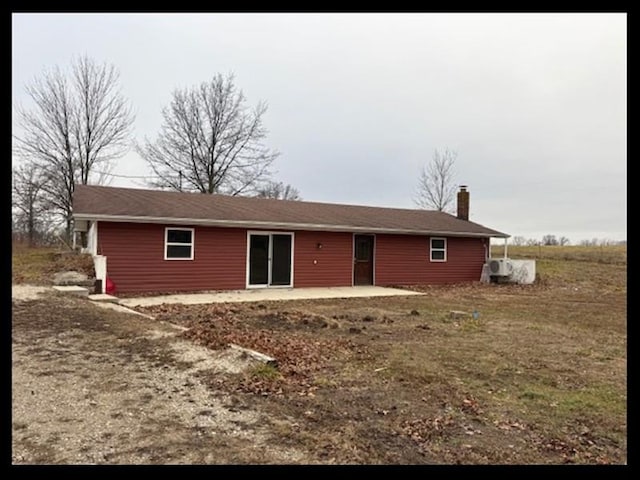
[73,185,508,238]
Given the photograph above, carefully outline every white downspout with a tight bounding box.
[504,237,508,259]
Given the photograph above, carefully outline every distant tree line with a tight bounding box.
[13,56,301,247]
[510,235,626,247]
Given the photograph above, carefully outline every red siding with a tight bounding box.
[294,231,353,287]
[375,234,488,285]
[98,222,488,293]
[98,222,247,293]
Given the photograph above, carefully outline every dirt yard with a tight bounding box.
[12,245,627,464]
[12,289,309,464]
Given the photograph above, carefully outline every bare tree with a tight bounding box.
[14,55,134,239]
[256,181,301,200]
[413,148,457,212]
[137,73,279,196]
[12,163,50,247]
[512,236,526,246]
[542,234,559,246]
[558,236,570,246]
[526,238,540,246]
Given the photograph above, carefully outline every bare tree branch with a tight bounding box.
[13,55,134,240]
[255,181,302,200]
[512,236,526,246]
[413,148,458,213]
[558,236,571,246]
[12,163,52,247]
[137,73,279,195]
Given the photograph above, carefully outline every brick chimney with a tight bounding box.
[457,185,469,221]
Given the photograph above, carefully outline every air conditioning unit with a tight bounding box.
[488,258,514,277]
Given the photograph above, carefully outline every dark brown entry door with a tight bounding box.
[354,235,374,285]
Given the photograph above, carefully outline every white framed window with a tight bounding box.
[164,227,194,260]
[430,237,447,262]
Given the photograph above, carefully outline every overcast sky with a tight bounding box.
[12,13,627,242]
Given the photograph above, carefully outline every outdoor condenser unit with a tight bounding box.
[488,258,514,277]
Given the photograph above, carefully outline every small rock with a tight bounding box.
[416,324,431,330]
[410,310,420,316]
[362,315,375,322]
[348,327,361,334]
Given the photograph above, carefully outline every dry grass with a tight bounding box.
[12,243,95,285]
[491,244,627,265]
[137,246,627,464]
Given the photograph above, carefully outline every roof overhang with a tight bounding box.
[73,213,510,238]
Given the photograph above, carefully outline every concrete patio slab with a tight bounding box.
[52,285,89,297]
[119,286,423,308]
[88,293,120,303]
[92,301,157,319]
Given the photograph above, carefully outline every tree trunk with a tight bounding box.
[28,212,35,248]
[65,216,73,245]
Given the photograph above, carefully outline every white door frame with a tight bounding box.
[246,231,295,289]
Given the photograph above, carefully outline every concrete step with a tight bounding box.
[52,285,89,297]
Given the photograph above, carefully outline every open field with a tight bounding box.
[12,245,626,464]
[491,244,627,265]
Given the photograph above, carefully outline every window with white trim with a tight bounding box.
[165,228,194,260]
[430,237,447,262]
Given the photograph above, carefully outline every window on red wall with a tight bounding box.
[165,227,194,260]
[430,237,447,262]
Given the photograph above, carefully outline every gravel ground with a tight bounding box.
[12,287,308,464]
[11,284,51,302]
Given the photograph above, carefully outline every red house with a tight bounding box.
[72,185,507,294]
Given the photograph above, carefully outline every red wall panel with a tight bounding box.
[98,222,247,293]
[98,222,488,293]
[293,231,353,287]
[375,234,488,285]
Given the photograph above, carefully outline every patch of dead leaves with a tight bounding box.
[139,303,357,396]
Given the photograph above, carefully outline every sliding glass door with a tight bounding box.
[247,232,293,287]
